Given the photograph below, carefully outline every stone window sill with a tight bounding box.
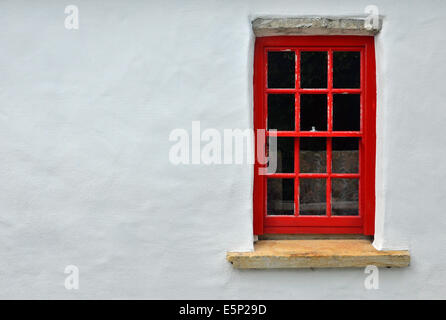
[227,239,410,269]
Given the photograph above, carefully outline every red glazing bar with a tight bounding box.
[265,173,296,179]
[265,88,295,94]
[264,49,268,131]
[326,49,333,217]
[327,138,332,217]
[327,49,333,132]
[332,88,362,94]
[330,173,360,178]
[295,49,300,216]
[295,138,300,216]
[298,173,329,178]
[295,89,362,94]
[298,173,360,178]
[267,131,362,137]
[298,88,329,94]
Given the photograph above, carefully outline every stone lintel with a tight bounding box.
[252,16,382,37]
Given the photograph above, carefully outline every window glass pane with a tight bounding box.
[299,178,326,215]
[300,51,327,88]
[300,94,327,131]
[267,178,294,215]
[268,51,295,88]
[268,94,294,131]
[268,137,294,173]
[333,51,360,88]
[299,138,326,173]
[332,138,359,173]
[333,94,360,131]
[332,179,359,216]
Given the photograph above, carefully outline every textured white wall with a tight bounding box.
[0,0,446,299]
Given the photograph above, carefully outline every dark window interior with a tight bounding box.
[300,51,327,88]
[267,178,294,215]
[268,51,295,88]
[265,49,362,216]
[333,51,360,88]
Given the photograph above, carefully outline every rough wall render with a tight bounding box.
[1,0,446,299]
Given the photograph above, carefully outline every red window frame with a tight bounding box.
[253,36,376,235]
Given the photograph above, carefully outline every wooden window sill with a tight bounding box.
[227,239,410,269]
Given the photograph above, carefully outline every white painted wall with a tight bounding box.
[1,0,445,299]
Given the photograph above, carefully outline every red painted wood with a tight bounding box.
[267,131,362,137]
[253,36,376,235]
[327,49,333,218]
[253,39,264,235]
[264,216,362,227]
[264,226,363,234]
[266,89,362,94]
[363,37,376,235]
[294,49,300,217]
[264,173,360,179]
